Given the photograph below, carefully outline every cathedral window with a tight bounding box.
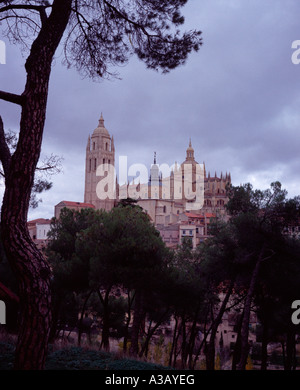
[163,206,166,213]
[106,142,108,151]
[93,142,96,150]
[103,158,105,165]
[94,158,97,170]
[89,159,92,172]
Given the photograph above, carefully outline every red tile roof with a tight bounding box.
[60,201,95,208]
[185,212,204,219]
[27,218,51,225]
[185,212,216,220]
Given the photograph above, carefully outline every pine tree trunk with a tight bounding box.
[130,290,144,357]
[261,320,269,370]
[206,279,234,370]
[231,314,243,370]
[100,289,111,351]
[285,329,296,370]
[0,0,72,369]
[123,290,135,354]
[237,247,267,370]
[169,315,179,367]
[78,289,93,346]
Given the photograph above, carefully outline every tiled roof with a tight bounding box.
[28,218,51,225]
[60,201,95,208]
[185,212,204,219]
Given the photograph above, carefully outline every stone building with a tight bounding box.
[27,218,52,250]
[56,114,231,247]
[84,113,116,211]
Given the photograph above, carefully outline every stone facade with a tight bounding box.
[50,114,233,249]
[82,115,231,222]
[28,218,52,250]
[84,114,116,211]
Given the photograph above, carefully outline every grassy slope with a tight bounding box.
[0,342,171,370]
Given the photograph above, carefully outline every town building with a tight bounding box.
[27,218,52,250]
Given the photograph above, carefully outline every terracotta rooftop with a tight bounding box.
[59,201,95,208]
[185,212,216,219]
[185,212,204,219]
[27,218,51,225]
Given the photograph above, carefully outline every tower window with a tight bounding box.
[94,158,97,170]
[89,159,92,172]
[103,158,105,165]
[106,143,108,151]
[93,142,96,150]
[163,206,166,213]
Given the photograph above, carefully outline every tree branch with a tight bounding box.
[103,0,158,39]
[0,116,11,177]
[0,3,51,26]
[0,90,25,106]
[0,3,51,14]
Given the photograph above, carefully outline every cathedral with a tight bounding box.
[82,114,231,229]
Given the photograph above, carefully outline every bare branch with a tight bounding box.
[36,153,63,176]
[0,90,25,106]
[0,3,51,25]
[103,0,158,39]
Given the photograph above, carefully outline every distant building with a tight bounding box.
[55,114,231,247]
[54,200,95,219]
[28,218,52,250]
[84,113,116,212]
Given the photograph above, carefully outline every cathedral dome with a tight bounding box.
[92,113,110,137]
[183,138,198,164]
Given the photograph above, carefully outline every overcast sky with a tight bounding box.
[1,0,300,221]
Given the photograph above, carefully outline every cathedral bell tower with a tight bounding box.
[181,139,199,197]
[84,113,115,211]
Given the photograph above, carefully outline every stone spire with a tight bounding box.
[186,139,195,161]
[111,135,115,151]
[150,152,159,183]
[98,112,105,128]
